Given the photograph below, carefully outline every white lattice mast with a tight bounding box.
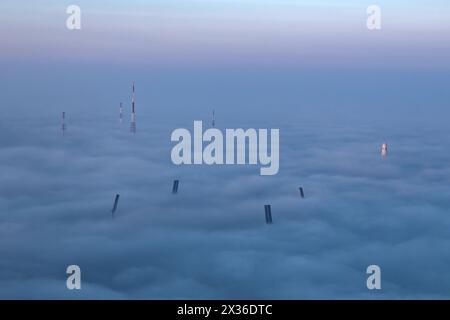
[130,81,136,133]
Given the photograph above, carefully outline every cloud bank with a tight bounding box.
[1,113,450,299]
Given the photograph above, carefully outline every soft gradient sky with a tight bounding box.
[0,0,449,123]
[1,0,449,67]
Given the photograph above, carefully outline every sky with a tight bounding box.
[1,0,449,67]
[0,1,450,299]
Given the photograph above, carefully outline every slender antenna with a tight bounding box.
[212,109,215,127]
[61,112,66,136]
[119,102,123,124]
[130,81,136,133]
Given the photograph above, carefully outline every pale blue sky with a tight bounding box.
[1,0,449,67]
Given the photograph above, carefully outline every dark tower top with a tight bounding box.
[131,82,135,114]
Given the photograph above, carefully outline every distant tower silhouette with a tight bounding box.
[172,180,179,194]
[299,187,305,198]
[61,112,66,136]
[264,205,273,224]
[119,102,123,124]
[212,109,215,127]
[111,194,120,218]
[130,82,136,133]
[381,142,388,157]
